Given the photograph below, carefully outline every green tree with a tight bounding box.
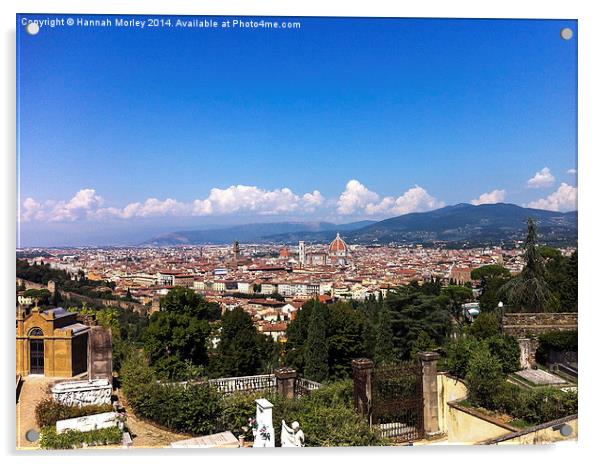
[443,334,480,378]
[304,302,329,382]
[159,286,221,320]
[386,286,451,360]
[441,285,473,325]
[215,307,276,377]
[468,312,500,340]
[543,249,578,312]
[485,336,520,374]
[374,303,397,365]
[465,347,504,409]
[283,301,314,372]
[143,311,211,379]
[23,288,52,306]
[326,302,367,378]
[359,295,379,360]
[471,264,511,283]
[500,218,558,312]
[410,331,437,359]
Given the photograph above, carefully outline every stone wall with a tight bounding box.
[51,378,112,406]
[502,312,577,338]
[18,279,149,315]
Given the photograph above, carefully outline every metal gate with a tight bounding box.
[371,361,424,442]
[29,339,44,375]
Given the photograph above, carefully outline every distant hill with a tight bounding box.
[344,203,577,246]
[141,220,377,246]
[141,204,577,247]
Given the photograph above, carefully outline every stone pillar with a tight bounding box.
[418,351,440,437]
[351,358,374,421]
[274,367,297,399]
[88,326,113,382]
[517,338,539,369]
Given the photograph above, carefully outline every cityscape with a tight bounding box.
[16,14,577,450]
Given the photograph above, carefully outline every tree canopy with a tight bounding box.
[500,219,560,312]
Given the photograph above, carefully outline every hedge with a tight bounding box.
[536,331,578,365]
[487,383,578,425]
[35,399,114,428]
[120,353,385,446]
[39,425,122,449]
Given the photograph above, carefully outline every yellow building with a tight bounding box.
[16,306,89,378]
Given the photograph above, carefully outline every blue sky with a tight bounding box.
[17,15,577,246]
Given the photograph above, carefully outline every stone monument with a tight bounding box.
[281,420,304,447]
[252,398,275,448]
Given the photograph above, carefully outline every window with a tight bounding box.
[28,327,43,337]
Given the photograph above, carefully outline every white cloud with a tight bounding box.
[367,186,444,216]
[43,189,104,222]
[302,190,325,212]
[201,185,303,215]
[566,168,577,175]
[100,198,188,219]
[21,185,326,222]
[526,167,555,189]
[470,189,506,205]
[527,183,577,212]
[20,197,44,222]
[337,179,380,215]
[338,180,443,216]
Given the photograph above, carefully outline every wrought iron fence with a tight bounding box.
[371,361,424,442]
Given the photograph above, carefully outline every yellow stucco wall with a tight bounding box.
[446,404,512,444]
[437,373,513,444]
[16,308,87,377]
[495,418,578,445]
[437,373,468,435]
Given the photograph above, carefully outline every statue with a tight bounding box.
[281,420,304,447]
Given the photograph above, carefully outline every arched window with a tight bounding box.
[28,327,44,337]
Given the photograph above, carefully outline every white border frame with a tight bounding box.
[3,1,600,463]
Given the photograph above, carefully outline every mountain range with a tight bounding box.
[142,220,377,246]
[142,203,577,247]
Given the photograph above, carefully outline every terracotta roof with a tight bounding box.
[329,233,348,253]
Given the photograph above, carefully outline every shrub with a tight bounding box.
[39,425,122,449]
[35,399,113,428]
[485,336,520,374]
[268,384,387,447]
[219,391,264,439]
[470,374,577,426]
[308,379,354,408]
[469,312,501,340]
[465,347,503,410]
[121,350,223,435]
[443,335,480,378]
[536,331,578,365]
[516,387,578,424]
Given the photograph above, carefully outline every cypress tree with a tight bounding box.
[374,303,397,365]
[304,303,329,382]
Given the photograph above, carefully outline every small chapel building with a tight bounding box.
[16,305,89,377]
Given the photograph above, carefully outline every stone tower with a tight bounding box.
[298,241,306,268]
[232,241,240,262]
